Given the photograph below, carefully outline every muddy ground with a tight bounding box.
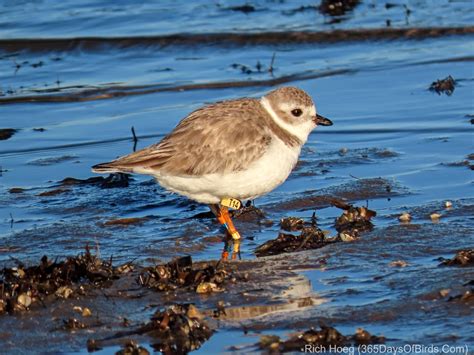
[1,177,472,353]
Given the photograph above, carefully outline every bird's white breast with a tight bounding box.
[154,136,301,204]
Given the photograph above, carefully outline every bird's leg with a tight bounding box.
[209,204,241,240]
[209,204,226,225]
[209,204,242,260]
[218,205,241,241]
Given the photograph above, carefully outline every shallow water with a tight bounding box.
[1,0,473,353]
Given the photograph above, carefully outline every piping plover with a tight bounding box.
[93,86,332,241]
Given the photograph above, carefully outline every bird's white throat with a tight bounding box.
[260,97,314,144]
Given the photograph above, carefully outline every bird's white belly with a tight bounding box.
[153,138,301,204]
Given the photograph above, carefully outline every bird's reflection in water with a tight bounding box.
[221,235,241,260]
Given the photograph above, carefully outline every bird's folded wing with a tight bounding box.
[93,100,272,176]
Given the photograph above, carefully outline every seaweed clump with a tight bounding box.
[280,216,305,231]
[255,226,327,257]
[0,128,17,141]
[0,246,118,315]
[259,326,385,352]
[319,0,360,16]
[138,256,232,293]
[115,340,149,355]
[429,75,456,96]
[439,249,474,267]
[60,173,129,188]
[87,304,212,354]
[140,304,212,354]
[256,201,376,257]
[334,202,376,241]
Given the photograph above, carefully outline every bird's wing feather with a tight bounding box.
[92,99,273,176]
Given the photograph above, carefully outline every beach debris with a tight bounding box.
[429,75,456,95]
[231,61,271,75]
[116,340,150,355]
[257,202,375,256]
[232,204,266,222]
[333,201,376,241]
[339,147,349,155]
[60,173,129,188]
[439,289,451,298]
[338,231,358,242]
[226,5,256,14]
[196,282,223,294]
[353,328,386,344]
[100,173,130,188]
[87,339,103,352]
[213,300,227,318]
[0,246,117,315]
[0,128,17,141]
[319,0,360,16]
[334,204,376,233]
[255,227,327,257]
[63,318,87,330]
[55,286,74,299]
[9,187,25,193]
[133,304,213,354]
[82,307,92,317]
[398,212,411,223]
[439,249,474,267]
[280,217,305,231]
[446,154,474,170]
[16,293,32,310]
[138,256,232,293]
[258,326,385,352]
[389,260,408,268]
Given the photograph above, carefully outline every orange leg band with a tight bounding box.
[219,206,241,240]
[210,204,242,241]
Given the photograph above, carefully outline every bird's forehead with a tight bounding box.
[268,87,314,107]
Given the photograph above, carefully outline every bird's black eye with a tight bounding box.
[291,108,303,117]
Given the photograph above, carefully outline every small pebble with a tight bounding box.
[55,286,73,299]
[82,307,92,317]
[389,260,408,268]
[17,293,32,308]
[339,147,348,155]
[339,232,357,242]
[196,282,221,294]
[399,212,411,222]
[439,289,450,297]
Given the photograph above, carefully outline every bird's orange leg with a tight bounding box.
[209,204,242,260]
[209,204,241,240]
[218,205,241,241]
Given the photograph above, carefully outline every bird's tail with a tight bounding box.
[92,162,133,174]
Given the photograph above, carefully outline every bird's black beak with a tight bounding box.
[313,114,333,126]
